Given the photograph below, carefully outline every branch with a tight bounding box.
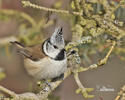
[0,68,71,100]
[69,40,116,98]
[37,68,71,100]
[21,1,82,16]
[97,41,116,66]
[74,0,81,11]
[73,70,94,98]
[115,85,125,100]
[0,85,18,98]
[78,41,116,73]
[66,36,92,51]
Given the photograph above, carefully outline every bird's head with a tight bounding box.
[43,27,66,60]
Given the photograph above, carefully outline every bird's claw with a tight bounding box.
[37,81,52,92]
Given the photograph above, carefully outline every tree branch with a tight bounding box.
[0,85,18,98]
[21,1,82,16]
[97,40,116,66]
[115,85,125,100]
[0,68,71,100]
[73,70,94,98]
[67,40,116,98]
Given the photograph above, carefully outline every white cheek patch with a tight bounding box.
[48,50,60,58]
[43,41,60,59]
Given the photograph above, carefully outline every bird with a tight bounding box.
[10,27,67,83]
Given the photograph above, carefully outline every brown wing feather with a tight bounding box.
[26,44,46,60]
[11,41,46,61]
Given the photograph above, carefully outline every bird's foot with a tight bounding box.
[37,81,52,92]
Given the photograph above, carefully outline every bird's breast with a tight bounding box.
[24,57,67,80]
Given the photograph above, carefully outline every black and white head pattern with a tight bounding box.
[43,27,66,60]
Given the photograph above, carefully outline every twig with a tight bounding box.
[66,36,92,51]
[73,70,94,98]
[21,1,82,16]
[72,41,116,98]
[0,85,18,98]
[80,0,91,17]
[97,41,116,66]
[74,0,81,11]
[78,41,116,72]
[115,85,125,100]
[74,71,85,90]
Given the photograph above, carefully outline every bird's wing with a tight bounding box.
[10,41,46,61]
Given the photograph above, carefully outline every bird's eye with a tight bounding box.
[53,45,58,49]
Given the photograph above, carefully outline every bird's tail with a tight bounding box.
[10,41,25,49]
[10,41,29,57]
